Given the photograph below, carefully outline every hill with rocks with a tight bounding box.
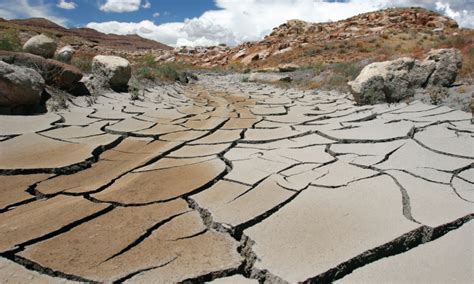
[0,17,171,57]
[171,7,472,76]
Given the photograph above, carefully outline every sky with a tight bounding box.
[0,0,472,47]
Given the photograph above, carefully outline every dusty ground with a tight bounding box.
[0,74,473,283]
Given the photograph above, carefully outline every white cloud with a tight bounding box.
[99,0,148,13]
[153,12,160,18]
[435,1,473,27]
[88,0,474,47]
[57,0,77,10]
[0,0,68,26]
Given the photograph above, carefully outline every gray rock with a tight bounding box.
[0,51,82,91]
[23,34,57,59]
[349,49,462,105]
[55,46,74,63]
[0,61,45,107]
[248,72,291,83]
[348,58,429,104]
[424,48,462,87]
[92,55,131,92]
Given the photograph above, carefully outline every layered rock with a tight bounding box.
[92,55,131,92]
[22,34,57,59]
[348,49,462,105]
[0,51,83,91]
[0,61,45,108]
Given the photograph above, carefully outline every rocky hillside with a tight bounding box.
[171,7,472,77]
[0,17,171,57]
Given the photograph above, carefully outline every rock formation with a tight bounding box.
[348,48,463,105]
[0,51,83,91]
[92,55,131,92]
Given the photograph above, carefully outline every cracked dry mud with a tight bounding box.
[0,74,473,283]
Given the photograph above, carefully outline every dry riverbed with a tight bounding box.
[0,74,473,283]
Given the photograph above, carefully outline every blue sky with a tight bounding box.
[0,1,472,47]
[54,0,218,27]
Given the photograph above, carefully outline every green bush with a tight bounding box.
[332,62,361,80]
[137,52,156,68]
[71,57,92,73]
[0,29,21,51]
[135,66,156,80]
[154,63,180,81]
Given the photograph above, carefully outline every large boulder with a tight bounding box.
[23,34,57,59]
[424,48,462,87]
[348,48,462,105]
[0,61,45,107]
[55,45,75,63]
[92,55,131,92]
[0,51,82,91]
[45,59,83,90]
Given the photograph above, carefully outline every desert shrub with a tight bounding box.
[326,74,348,91]
[154,63,180,81]
[304,48,320,57]
[137,52,156,68]
[311,62,325,73]
[48,88,70,111]
[332,61,362,80]
[129,85,143,101]
[0,29,21,51]
[428,86,448,105]
[228,61,245,72]
[71,56,93,73]
[133,62,190,82]
[135,66,155,80]
[241,76,249,83]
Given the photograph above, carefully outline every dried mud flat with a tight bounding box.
[0,74,473,283]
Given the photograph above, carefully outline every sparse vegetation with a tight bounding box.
[47,88,70,111]
[428,86,449,105]
[129,84,144,101]
[0,29,21,51]
[71,56,93,73]
[133,53,192,83]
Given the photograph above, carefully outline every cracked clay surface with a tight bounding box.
[0,74,472,283]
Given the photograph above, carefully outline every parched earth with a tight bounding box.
[0,74,473,283]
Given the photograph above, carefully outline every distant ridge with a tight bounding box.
[0,17,172,51]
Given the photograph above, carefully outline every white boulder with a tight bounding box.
[55,45,75,63]
[23,34,57,59]
[92,55,131,92]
